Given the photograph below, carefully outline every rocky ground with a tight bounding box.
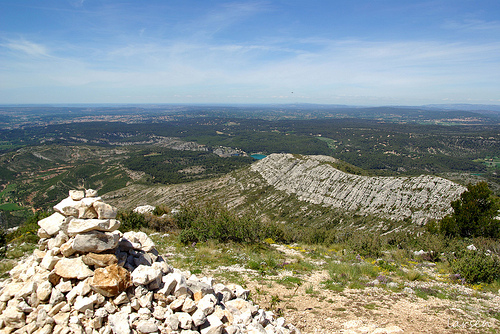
[245,274,500,334]
[0,191,300,334]
[158,240,500,334]
[2,188,500,334]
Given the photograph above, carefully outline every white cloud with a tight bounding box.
[443,19,500,32]
[2,39,50,57]
[1,34,500,104]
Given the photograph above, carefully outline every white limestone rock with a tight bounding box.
[131,265,162,286]
[59,238,76,257]
[1,306,25,328]
[67,218,120,236]
[108,310,131,334]
[73,296,94,313]
[165,314,179,331]
[187,279,214,302]
[136,320,158,333]
[38,213,68,236]
[47,231,69,250]
[54,257,94,280]
[176,312,193,330]
[158,274,177,295]
[53,197,82,218]
[169,295,187,312]
[85,189,98,197]
[133,205,155,214]
[182,297,197,313]
[121,231,155,252]
[192,309,208,327]
[251,153,467,224]
[69,190,85,201]
[93,201,118,219]
[197,294,217,316]
[72,230,121,253]
[40,250,60,271]
[36,281,53,302]
[16,281,37,299]
[226,283,249,300]
[200,314,224,334]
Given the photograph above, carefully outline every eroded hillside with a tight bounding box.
[251,154,466,224]
[106,154,466,229]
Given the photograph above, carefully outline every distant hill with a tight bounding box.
[424,104,500,114]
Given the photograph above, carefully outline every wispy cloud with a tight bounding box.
[1,1,500,104]
[1,39,50,57]
[181,1,271,39]
[443,19,500,32]
[70,0,85,8]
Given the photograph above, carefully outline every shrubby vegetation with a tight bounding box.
[440,182,500,238]
[448,249,500,284]
[175,201,283,244]
[116,209,176,232]
[0,211,49,259]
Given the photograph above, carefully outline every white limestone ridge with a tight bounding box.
[250,154,467,224]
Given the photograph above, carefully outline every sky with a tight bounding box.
[1,0,500,105]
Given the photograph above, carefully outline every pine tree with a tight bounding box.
[440,182,500,238]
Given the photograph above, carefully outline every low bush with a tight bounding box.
[345,231,382,258]
[117,210,176,232]
[0,231,6,258]
[448,249,500,284]
[175,201,284,244]
[439,182,500,239]
[116,211,148,231]
[153,205,170,216]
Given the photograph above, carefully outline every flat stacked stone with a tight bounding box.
[0,190,300,334]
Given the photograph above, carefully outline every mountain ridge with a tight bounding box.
[106,154,466,229]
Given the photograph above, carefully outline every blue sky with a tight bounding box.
[1,0,500,105]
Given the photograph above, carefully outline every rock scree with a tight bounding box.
[0,190,300,334]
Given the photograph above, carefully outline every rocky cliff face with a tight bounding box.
[250,154,466,224]
[105,153,467,228]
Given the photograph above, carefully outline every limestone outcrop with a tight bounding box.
[0,190,299,334]
[251,154,467,224]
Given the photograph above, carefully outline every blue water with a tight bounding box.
[251,154,267,160]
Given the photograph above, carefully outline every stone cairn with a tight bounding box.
[0,190,300,334]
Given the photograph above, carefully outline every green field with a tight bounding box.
[0,203,23,211]
[317,137,337,151]
[474,157,500,168]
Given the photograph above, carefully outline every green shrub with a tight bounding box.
[345,231,382,258]
[412,233,447,262]
[440,182,500,239]
[449,249,500,284]
[175,201,273,244]
[179,228,199,244]
[153,205,170,216]
[471,236,500,256]
[116,211,148,231]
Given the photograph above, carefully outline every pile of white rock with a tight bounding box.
[0,190,300,334]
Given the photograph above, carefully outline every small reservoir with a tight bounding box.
[251,154,267,160]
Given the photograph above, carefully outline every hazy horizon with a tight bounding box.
[1,1,500,105]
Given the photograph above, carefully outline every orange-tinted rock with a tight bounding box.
[82,253,118,268]
[89,264,131,297]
